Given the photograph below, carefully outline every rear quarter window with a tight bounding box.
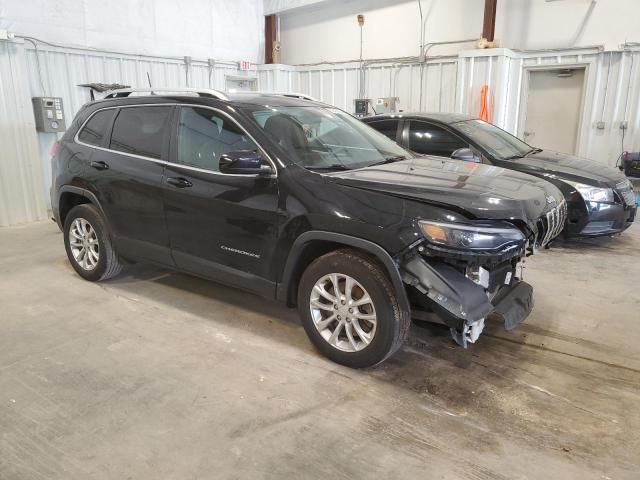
[77,109,115,147]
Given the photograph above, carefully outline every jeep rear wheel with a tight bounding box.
[298,249,410,368]
[63,204,122,281]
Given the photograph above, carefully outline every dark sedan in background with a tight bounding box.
[622,151,640,178]
[363,113,636,238]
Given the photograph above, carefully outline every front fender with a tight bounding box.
[277,231,411,314]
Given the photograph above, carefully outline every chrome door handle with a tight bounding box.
[166,177,193,188]
[89,160,109,170]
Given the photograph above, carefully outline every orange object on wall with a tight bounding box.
[478,84,491,122]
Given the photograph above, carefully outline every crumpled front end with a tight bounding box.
[400,201,567,347]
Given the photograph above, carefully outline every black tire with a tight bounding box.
[297,249,411,368]
[63,204,123,281]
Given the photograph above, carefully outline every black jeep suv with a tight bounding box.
[51,89,566,368]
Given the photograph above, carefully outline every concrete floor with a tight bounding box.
[1,221,639,480]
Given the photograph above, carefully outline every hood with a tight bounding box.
[328,157,564,225]
[504,150,626,187]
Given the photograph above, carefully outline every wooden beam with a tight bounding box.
[265,15,277,64]
[483,0,497,41]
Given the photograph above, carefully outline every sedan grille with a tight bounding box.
[615,180,636,206]
[536,200,568,248]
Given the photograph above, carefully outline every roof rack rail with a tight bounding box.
[103,87,229,101]
[277,92,319,102]
[232,91,319,102]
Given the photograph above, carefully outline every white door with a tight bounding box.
[523,68,585,154]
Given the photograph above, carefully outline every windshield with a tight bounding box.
[453,119,532,160]
[241,105,409,170]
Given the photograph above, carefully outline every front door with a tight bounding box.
[406,120,469,156]
[163,105,281,298]
[522,68,586,154]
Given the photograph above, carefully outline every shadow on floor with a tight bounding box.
[98,260,536,406]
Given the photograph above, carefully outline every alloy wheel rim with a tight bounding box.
[309,273,377,352]
[69,218,100,271]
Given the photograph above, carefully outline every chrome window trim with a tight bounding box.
[74,103,278,178]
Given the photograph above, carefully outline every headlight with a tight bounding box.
[419,221,525,251]
[564,181,613,203]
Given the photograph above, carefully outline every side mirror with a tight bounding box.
[219,150,273,175]
[451,148,481,163]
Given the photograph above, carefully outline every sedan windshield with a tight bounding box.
[242,105,409,170]
[453,119,532,160]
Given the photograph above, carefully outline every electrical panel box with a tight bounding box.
[373,97,399,114]
[354,99,370,117]
[32,97,66,133]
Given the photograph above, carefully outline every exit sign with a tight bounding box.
[239,61,251,71]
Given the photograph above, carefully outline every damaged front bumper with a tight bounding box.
[401,255,533,347]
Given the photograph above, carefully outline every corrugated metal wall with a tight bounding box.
[258,47,640,168]
[2,38,638,226]
[2,38,254,225]
[21,42,252,212]
[0,40,48,227]
[257,57,460,113]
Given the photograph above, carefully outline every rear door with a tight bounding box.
[81,104,174,264]
[406,120,469,157]
[162,104,281,298]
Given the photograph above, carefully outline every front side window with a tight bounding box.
[109,106,172,159]
[77,109,114,146]
[367,119,400,141]
[243,106,409,170]
[453,119,532,160]
[408,121,468,157]
[176,107,259,171]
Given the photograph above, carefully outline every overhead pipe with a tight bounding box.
[419,38,478,111]
[14,34,240,66]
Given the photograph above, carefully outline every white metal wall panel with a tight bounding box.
[257,57,460,114]
[0,40,48,226]
[15,43,250,211]
[259,47,639,168]
[3,41,639,227]
[510,49,639,166]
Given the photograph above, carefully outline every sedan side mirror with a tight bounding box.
[451,148,481,163]
[219,150,273,175]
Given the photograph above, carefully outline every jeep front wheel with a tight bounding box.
[297,249,410,368]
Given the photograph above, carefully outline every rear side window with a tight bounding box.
[109,106,172,159]
[77,110,114,146]
[367,119,399,141]
[409,121,468,156]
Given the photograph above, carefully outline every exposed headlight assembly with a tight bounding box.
[564,181,614,203]
[418,221,525,251]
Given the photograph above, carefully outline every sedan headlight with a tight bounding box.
[564,181,613,203]
[419,221,525,251]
